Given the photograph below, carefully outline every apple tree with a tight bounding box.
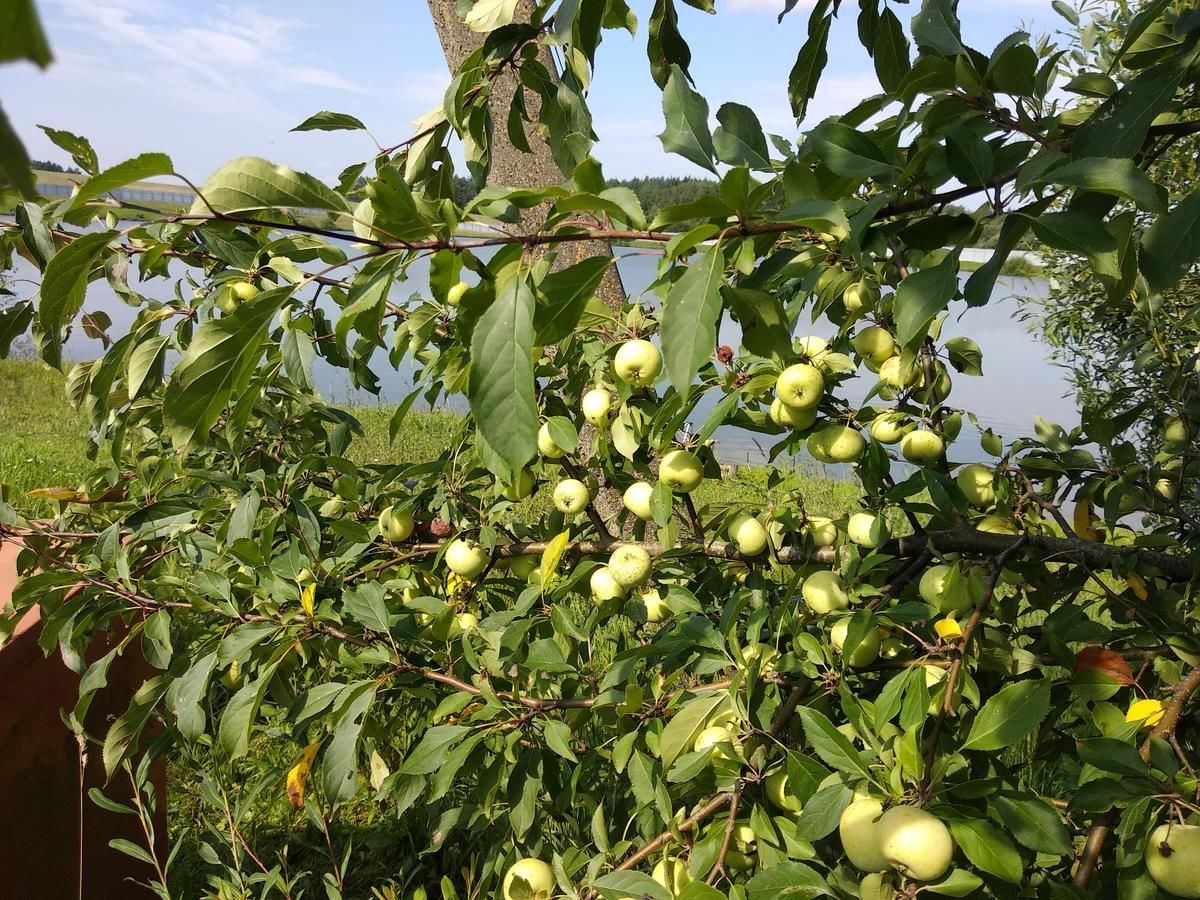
[1,1,1199,898]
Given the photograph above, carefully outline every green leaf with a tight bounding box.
[0,102,37,200]
[463,0,519,32]
[1141,190,1200,293]
[38,124,98,174]
[1077,738,1149,777]
[661,244,724,396]
[810,123,892,179]
[163,288,289,450]
[0,0,52,67]
[102,675,170,776]
[190,156,348,215]
[173,651,219,742]
[400,725,471,775]
[962,677,1051,751]
[895,254,958,349]
[108,838,156,867]
[964,197,1049,307]
[796,707,872,780]
[67,153,174,211]
[342,582,391,634]
[658,64,716,173]
[647,0,692,88]
[912,0,966,57]
[469,274,537,480]
[218,669,278,758]
[713,102,770,170]
[659,692,729,771]
[922,869,985,897]
[991,793,1073,856]
[873,8,911,92]
[291,111,368,132]
[38,230,116,338]
[788,3,832,120]
[0,300,34,359]
[745,861,830,898]
[677,885,726,900]
[534,255,612,344]
[1023,209,1118,257]
[1038,157,1164,213]
[793,782,853,840]
[593,871,670,900]
[948,817,1024,884]
[542,719,579,763]
[945,336,983,376]
[322,683,377,804]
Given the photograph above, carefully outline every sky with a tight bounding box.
[2,0,1066,185]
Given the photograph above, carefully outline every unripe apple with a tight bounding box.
[651,857,693,895]
[859,872,894,900]
[915,365,952,404]
[581,388,612,427]
[797,335,831,361]
[847,511,889,549]
[880,637,906,659]
[446,280,468,308]
[956,463,995,508]
[923,663,962,712]
[502,858,555,900]
[378,505,415,542]
[764,769,803,816]
[608,545,652,588]
[537,422,567,459]
[590,566,626,602]
[770,397,818,430]
[980,428,1004,456]
[500,467,535,501]
[843,278,881,314]
[741,642,779,672]
[728,514,768,556]
[231,281,260,303]
[775,363,825,409]
[449,611,479,637]
[444,539,490,581]
[879,356,917,390]
[506,555,538,580]
[830,618,882,666]
[876,806,954,882]
[553,479,589,515]
[918,564,984,615]
[1155,477,1179,501]
[638,587,670,623]
[623,482,655,520]
[852,326,897,369]
[659,449,703,493]
[802,570,850,614]
[1164,415,1192,443]
[694,724,738,760]
[976,514,1019,535]
[808,424,866,464]
[1145,823,1200,898]
[804,515,839,547]
[871,413,912,445]
[900,429,944,465]
[839,798,888,873]
[614,339,662,387]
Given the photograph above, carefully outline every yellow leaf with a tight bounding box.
[540,529,571,589]
[1126,573,1149,601]
[300,583,316,617]
[934,618,963,640]
[1073,498,1096,541]
[25,486,86,501]
[1125,698,1165,727]
[286,741,322,809]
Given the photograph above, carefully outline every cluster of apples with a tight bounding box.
[839,795,956,893]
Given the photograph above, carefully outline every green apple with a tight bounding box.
[729,514,768,556]
[638,587,670,623]
[770,397,818,430]
[923,664,962,712]
[808,424,866,464]
[859,872,894,900]
[378,505,415,542]
[553,479,589,515]
[502,858,555,900]
[1156,477,1179,501]
[500,467,535,501]
[956,463,995,508]
[797,335,831,361]
[446,280,469,308]
[506,555,538,580]
[231,281,260,303]
[581,388,612,427]
[537,422,567,459]
[1145,823,1200,899]
[726,824,758,870]
[853,326,897,369]
[847,511,888,549]
[614,339,662,387]
[878,355,916,390]
[870,413,912,445]
[915,365,953,404]
[444,539,491,581]
[918,564,984,615]
[659,449,703,493]
[694,724,738,760]
[804,515,839,547]
[623,482,655,520]
[839,798,887,873]
[976,514,1019,535]
[741,642,779,672]
[764,769,803,816]
[880,637,906,660]
[1164,415,1192,443]
[876,806,954,882]
[608,545,652,588]
[830,618,882,666]
[900,429,944,465]
[590,566,626,602]
[449,611,479,637]
[802,570,850,614]
[980,428,1004,456]
[652,857,693,895]
[775,363,825,409]
[843,278,881,314]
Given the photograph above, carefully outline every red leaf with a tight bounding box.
[1074,647,1135,686]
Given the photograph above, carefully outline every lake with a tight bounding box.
[3,225,1077,466]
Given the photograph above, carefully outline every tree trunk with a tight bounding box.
[425,0,627,308]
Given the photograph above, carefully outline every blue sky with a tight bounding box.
[3,0,1063,184]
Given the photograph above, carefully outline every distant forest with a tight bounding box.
[31,159,81,174]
